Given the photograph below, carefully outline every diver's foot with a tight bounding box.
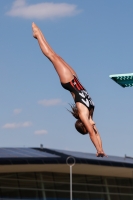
[32,22,40,39]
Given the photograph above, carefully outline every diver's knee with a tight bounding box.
[49,53,59,62]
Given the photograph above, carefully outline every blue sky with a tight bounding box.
[0,0,133,157]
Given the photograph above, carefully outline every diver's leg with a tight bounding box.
[37,24,77,77]
[32,23,77,78]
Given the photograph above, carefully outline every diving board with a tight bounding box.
[109,73,133,88]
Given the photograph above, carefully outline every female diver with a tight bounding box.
[32,23,107,157]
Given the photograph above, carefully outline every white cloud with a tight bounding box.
[13,108,22,115]
[38,98,62,106]
[2,121,32,129]
[34,130,47,135]
[6,0,82,20]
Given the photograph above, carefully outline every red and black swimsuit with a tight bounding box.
[61,76,95,110]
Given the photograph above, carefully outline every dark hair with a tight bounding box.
[75,119,88,135]
[68,104,79,119]
[68,104,88,135]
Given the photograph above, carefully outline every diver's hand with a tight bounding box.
[96,151,108,157]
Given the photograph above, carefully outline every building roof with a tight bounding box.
[0,147,133,169]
